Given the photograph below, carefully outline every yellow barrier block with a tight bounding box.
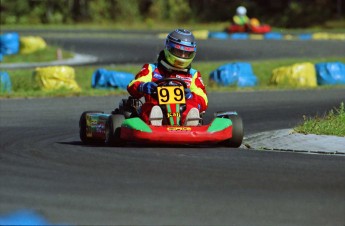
[33,66,81,91]
[192,30,209,40]
[312,32,345,41]
[249,34,264,40]
[158,30,209,40]
[284,34,298,40]
[328,33,345,41]
[20,36,47,54]
[312,32,330,40]
[270,62,317,87]
[158,33,168,39]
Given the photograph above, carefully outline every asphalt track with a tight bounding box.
[6,29,345,64]
[60,37,345,65]
[1,30,345,225]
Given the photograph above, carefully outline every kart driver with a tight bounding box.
[233,6,249,26]
[127,28,208,126]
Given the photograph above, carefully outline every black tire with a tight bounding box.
[222,114,244,148]
[79,111,104,144]
[105,114,126,146]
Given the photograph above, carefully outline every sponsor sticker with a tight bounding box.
[167,127,191,131]
[153,72,163,80]
[167,112,181,118]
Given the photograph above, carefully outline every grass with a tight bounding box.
[1,57,345,98]
[294,102,345,137]
[1,22,230,32]
[1,46,74,63]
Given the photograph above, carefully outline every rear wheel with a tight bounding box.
[79,111,104,144]
[222,114,244,148]
[105,114,126,146]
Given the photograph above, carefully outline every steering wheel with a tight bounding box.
[155,78,187,89]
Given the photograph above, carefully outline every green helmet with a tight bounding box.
[164,29,197,69]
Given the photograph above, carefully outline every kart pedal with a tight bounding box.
[149,106,163,126]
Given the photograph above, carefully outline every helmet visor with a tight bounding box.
[166,42,196,59]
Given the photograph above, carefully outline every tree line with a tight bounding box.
[1,0,344,28]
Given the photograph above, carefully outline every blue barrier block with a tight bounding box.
[230,33,249,40]
[0,210,49,225]
[264,32,283,40]
[208,32,230,39]
[315,62,345,85]
[299,33,313,40]
[210,64,238,85]
[0,32,20,55]
[92,68,134,89]
[210,62,258,87]
[0,71,12,93]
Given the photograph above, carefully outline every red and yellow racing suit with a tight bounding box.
[127,62,208,124]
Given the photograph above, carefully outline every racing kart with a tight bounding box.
[225,18,271,34]
[79,78,244,147]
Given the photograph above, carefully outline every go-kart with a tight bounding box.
[225,18,271,34]
[79,78,244,147]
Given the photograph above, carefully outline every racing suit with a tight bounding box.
[233,15,249,26]
[127,51,208,125]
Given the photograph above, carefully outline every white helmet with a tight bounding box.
[236,6,247,16]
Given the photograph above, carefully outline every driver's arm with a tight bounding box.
[189,71,208,112]
[127,64,154,98]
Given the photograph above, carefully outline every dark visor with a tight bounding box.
[166,40,196,59]
[168,46,196,59]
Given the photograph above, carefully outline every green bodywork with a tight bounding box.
[122,118,152,132]
[121,117,231,133]
[207,118,232,132]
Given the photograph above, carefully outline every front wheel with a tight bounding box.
[223,114,244,148]
[105,114,126,146]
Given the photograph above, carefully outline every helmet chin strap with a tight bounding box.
[160,60,189,72]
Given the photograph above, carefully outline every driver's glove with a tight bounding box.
[185,88,193,99]
[138,82,157,95]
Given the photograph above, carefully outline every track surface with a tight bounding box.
[7,29,345,64]
[1,30,345,225]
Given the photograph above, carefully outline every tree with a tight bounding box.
[167,0,192,22]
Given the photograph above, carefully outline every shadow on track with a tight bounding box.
[57,141,235,149]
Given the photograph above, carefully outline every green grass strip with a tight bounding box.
[294,102,345,137]
[1,46,74,63]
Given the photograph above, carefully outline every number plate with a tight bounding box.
[157,86,186,105]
